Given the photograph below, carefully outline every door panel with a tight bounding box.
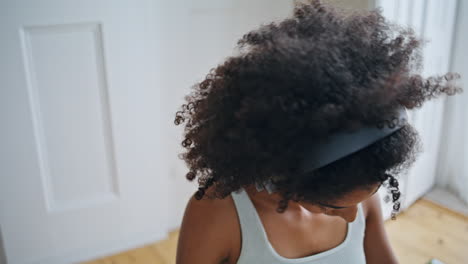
[0,1,167,263]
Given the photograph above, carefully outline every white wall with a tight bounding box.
[324,0,373,10]
[436,0,468,204]
[160,0,294,231]
[296,0,374,10]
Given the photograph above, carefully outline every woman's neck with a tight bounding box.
[243,184,302,212]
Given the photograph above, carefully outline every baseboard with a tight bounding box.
[423,187,468,216]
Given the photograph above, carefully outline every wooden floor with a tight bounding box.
[81,199,468,264]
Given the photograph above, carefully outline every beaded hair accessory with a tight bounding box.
[255,107,409,194]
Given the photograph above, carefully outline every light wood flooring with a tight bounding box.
[81,199,468,264]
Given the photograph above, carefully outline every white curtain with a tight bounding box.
[375,0,459,214]
[436,0,468,204]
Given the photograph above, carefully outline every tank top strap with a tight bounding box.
[231,187,271,256]
[354,202,366,240]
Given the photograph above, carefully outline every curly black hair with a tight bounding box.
[174,0,462,219]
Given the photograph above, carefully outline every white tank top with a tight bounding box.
[231,187,367,264]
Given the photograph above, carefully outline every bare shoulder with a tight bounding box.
[361,192,399,264]
[362,192,382,220]
[176,185,241,264]
[361,195,375,219]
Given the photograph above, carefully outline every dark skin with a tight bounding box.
[176,183,399,264]
[244,183,381,222]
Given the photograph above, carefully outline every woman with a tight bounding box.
[174,1,461,263]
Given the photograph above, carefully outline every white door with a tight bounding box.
[0,1,169,263]
[1,1,295,263]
